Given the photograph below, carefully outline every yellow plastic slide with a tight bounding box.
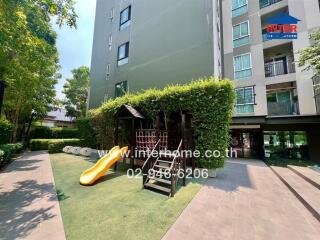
[80,146,128,185]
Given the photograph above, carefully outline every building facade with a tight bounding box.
[88,0,222,109]
[222,0,320,161]
[88,0,320,162]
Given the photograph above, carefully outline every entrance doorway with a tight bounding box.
[230,129,264,159]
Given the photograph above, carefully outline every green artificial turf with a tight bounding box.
[50,153,203,240]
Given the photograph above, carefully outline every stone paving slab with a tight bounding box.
[271,166,320,221]
[288,165,320,189]
[162,159,320,240]
[0,151,66,240]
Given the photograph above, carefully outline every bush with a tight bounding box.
[29,126,79,139]
[0,143,24,167]
[88,78,235,169]
[0,119,13,144]
[77,118,97,148]
[30,139,83,153]
[51,128,79,138]
[29,126,52,139]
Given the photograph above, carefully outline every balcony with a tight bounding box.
[264,59,295,78]
[260,0,283,9]
[263,42,296,78]
[267,101,299,116]
[267,82,299,116]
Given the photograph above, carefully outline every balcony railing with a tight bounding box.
[264,60,295,78]
[260,0,283,9]
[267,101,299,116]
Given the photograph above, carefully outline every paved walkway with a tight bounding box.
[0,151,66,240]
[163,159,320,240]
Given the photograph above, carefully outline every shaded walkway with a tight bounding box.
[0,151,66,240]
[163,159,320,240]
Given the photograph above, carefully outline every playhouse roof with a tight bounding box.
[116,105,145,119]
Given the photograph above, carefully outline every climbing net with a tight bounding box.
[135,130,168,152]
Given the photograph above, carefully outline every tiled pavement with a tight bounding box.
[0,151,66,240]
[163,159,320,240]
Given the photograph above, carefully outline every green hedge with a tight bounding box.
[0,119,13,144]
[89,78,235,169]
[77,117,97,148]
[29,127,79,139]
[0,143,24,168]
[30,139,83,153]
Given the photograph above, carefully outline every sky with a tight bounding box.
[53,0,96,100]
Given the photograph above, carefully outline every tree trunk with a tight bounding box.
[11,97,22,143]
[23,113,34,144]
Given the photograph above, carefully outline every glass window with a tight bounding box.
[236,87,254,114]
[115,81,128,98]
[120,6,131,30]
[232,0,248,17]
[234,53,252,79]
[117,42,129,66]
[264,131,308,160]
[233,21,249,47]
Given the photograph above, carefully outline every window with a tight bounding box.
[117,42,129,66]
[233,21,249,47]
[120,6,131,30]
[234,53,252,79]
[108,35,112,50]
[232,0,248,17]
[110,8,114,22]
[236,87,254,114]
[106,64,110,75]
[115,81,128,97]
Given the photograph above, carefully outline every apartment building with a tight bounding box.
[88,0,222,109]
[223,0,320,161]
[88,0,320,162]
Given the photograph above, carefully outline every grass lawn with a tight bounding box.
[50,153,203,240]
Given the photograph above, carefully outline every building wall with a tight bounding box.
[89,0,222,109]
[222,0,320,117]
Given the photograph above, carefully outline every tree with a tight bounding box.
[298,28,320,76]
[0,0,76,142]
[63,66,90,118]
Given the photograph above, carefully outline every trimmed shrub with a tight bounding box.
[29,127,79,139]
[0,119,13,144]
[77,118,97,148]
[88,78,235,169]
[30,139,83,152]
[0,143,24,167]
[51,128,79,139]
[29,126,52,139]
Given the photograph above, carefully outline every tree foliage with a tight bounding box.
[298,28,320,76]
[63,66,90,118]
[0,0,76,142]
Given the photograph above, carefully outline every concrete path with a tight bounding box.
[288,165,320,190]
[0,151,66,240]
[163,159,320,240]
[271,166,320,221]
